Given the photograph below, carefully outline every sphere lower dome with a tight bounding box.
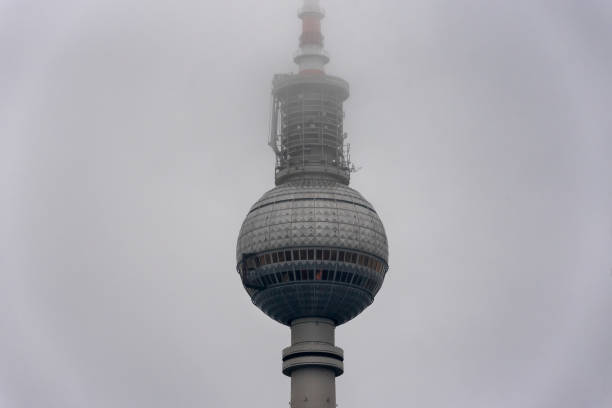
[236,177,388,325]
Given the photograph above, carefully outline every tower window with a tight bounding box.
[367,279,376,291]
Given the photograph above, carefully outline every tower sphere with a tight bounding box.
[236,177,388,326]
[235,0,389,328]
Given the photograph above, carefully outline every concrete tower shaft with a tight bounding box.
[283,318,342,408]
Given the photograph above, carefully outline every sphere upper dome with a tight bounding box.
[237,177,388,263]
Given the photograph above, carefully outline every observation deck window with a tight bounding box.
[239,248,387,292]
[248,267,382,292]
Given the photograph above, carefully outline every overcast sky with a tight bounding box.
[1,1,611,407]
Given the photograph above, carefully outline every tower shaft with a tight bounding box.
[283,318,343,408]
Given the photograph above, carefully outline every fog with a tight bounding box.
[1,1,611,407]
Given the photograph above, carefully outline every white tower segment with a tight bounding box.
[295,0,329,74]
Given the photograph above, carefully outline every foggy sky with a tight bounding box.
[1,1,611,407]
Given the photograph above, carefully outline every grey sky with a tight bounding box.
[1,1,611,407]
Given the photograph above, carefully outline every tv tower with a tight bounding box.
[236,1,389,406]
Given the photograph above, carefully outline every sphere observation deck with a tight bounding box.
[236,177,388,326]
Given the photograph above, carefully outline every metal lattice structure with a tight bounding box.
[270,75,353,185]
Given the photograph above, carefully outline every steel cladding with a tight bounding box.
[236,177,388,325]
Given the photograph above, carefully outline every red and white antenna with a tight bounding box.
[294,0,329,74]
